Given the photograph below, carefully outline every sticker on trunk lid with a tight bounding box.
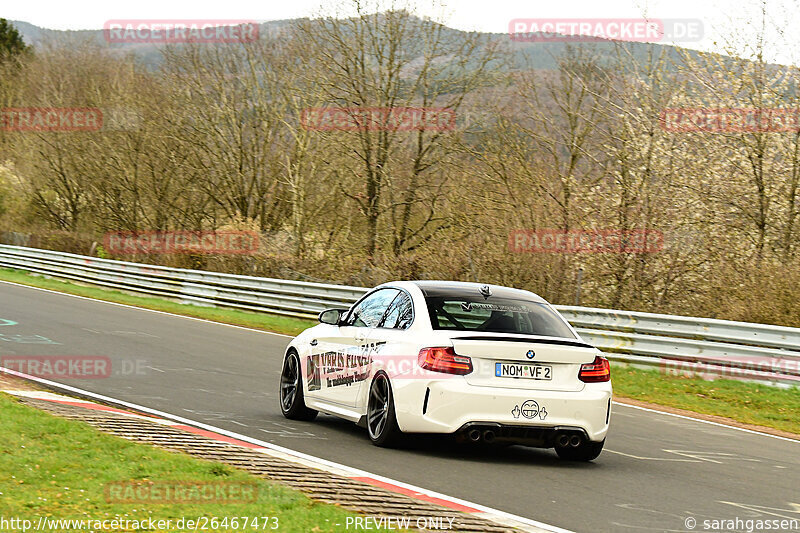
[512,400,548,420]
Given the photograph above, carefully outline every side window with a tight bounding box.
[344,289,399,328]
[380,292,413,329]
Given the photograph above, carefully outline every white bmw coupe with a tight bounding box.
[279,281,612,461]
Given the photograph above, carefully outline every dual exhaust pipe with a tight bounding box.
[555,431,584,448]
[464,427,584,447]
[467,428,496,443]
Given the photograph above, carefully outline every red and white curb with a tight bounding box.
[1,368,572,533]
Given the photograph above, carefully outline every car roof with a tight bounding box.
[381,280,548,304]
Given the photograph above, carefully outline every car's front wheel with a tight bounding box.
[279,351,318,421]
[555,439,605,461]
[366,373,402,447]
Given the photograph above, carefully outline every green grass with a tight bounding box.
[0,393,372,532]
[0,267,315,336]
[1,266,797,436]
[612,365,800,434]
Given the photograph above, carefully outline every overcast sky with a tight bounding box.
[4,0,799,65]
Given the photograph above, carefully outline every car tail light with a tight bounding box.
[579,356,611,383]
[418,347,473,375]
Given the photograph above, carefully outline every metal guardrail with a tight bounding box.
[0,244,797,387]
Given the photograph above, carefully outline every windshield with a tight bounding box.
[424,295,576,338]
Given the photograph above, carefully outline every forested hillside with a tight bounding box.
[1,6,798,326]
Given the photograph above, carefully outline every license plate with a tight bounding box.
[495,362,552,380]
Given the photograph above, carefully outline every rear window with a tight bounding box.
[425,296,576,338]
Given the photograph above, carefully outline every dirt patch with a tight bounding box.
[0,372,39,391]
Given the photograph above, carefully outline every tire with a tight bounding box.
[279,351,318,421]
[555,439,605,462]
[366,373,403,447]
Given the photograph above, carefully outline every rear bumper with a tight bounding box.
[393,378,612,442]
[456,423,590,448]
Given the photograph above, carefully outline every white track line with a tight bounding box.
[1,276,796,445]
[0,274,800,442]
[0,280,800,442]
[0,365,570,533]
[0,278,293,337]
[612,402,799,443]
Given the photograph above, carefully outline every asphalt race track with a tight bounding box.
[1,281,798,532]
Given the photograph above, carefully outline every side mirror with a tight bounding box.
[319,308,347,325]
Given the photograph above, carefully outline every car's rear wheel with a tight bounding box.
[279,351,317,421]
[367,373,402,447]
[555,439,604,461]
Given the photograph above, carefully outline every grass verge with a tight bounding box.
[0,266,796,436]
[611,365,800,435]
[0,393,367,532]
[0,267,315,336]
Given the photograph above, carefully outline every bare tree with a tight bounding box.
[293,1,498,258]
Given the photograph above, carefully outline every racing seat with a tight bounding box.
[479,312,517,332]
